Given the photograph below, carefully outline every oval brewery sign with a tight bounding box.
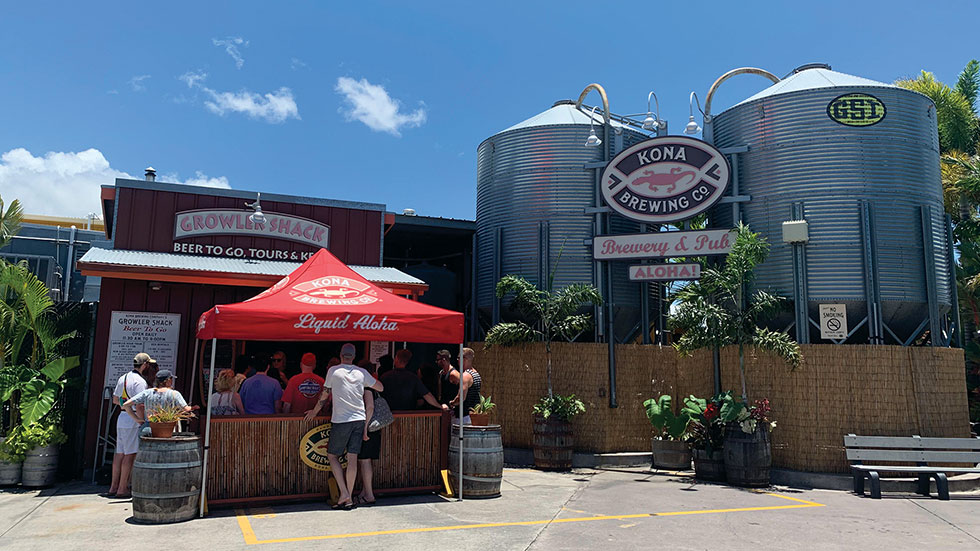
[301,423,346,471]
[827,93,886,127]
[600,136,730,224]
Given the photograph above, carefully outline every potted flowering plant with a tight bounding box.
[721,396,776,487]
[643,395,692,470]
[147,405,196,438]
[682,393,729,481]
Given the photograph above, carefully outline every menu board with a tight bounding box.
[369,341,391,365]
[103,311,181,390]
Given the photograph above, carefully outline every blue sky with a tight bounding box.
[0,1,976,220]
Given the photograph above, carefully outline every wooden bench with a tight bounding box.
[844,434,980,500]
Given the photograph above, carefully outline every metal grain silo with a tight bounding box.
[711,65,954,345]
[475,101,648,337]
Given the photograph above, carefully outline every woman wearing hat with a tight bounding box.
[122,369,196,439]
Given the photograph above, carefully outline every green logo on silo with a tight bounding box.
[827,93,886,127]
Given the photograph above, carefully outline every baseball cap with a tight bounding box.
[301,352,317,368]
[133,352,155,365]
[340,343,356,358]
[155,369,175,381]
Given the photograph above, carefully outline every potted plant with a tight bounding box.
[531,394,585,470]
[0,431,26,486]
[643,395,692,470]
[469,395,495,427]
[147,404,196,438]
[716,396,775,487]
[19,416,68,487]
[485,247,602,471]
[682,393,729,481]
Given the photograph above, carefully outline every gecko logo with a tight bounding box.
[600,136,730,224]
[300,424,346,471]
[290,276,379,305]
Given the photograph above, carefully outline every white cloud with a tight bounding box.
[128,75,151,92]
[290,57,307,70]
[202,87,300,124]
[335,77,426,137]
[0,148,230,217]
[161,170,230,189]
[212,37,248,69]
[178,70,299,124]
[179,70,208,89]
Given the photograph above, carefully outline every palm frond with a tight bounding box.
[484,321,539,348]
[751,327,802,369]
[495,275,545,320]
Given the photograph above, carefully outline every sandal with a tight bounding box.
[332,499,354,510]
[353,495,376,506]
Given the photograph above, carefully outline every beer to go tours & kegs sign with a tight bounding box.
[600,136,730,224]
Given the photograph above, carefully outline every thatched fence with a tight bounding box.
[472,343,968,473]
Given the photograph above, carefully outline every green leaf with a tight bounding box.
[40,356,79,382]
[19,380,59,427]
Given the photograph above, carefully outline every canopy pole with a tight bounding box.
[199,338,217,518]
[457,343,464,502]
[188,338,200,405]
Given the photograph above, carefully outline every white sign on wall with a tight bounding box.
[819,304,848,340]
[103,311,181,389]
[369,342,391,365]
[628,263,701,281]
[593,229,735,260]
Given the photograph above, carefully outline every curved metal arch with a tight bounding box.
[704,67,780,121]
[575,83,611,125]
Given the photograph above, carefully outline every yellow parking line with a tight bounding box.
[235,493,824,545]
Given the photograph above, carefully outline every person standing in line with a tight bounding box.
[304,343,384,510]
[282,353,325,414]
[210,369,245,415]
[448,348,482,425]
[270,350,290,388]
[123,370,196,436]
[105,352,153,498]
[381,349,449,412]
[354,360,381,507]
[436,349,459,409]
[239,355,284,414]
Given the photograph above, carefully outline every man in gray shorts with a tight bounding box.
[305,343,383,510]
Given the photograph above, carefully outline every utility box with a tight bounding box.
[782,220,809,243]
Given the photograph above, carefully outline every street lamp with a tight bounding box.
[642,91,665,132]
[684,92,704,136]
[585,106,603,147]
[246,192,266,224]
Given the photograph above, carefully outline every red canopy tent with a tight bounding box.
[192,248,466,516]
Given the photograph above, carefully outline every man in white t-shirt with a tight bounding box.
[106,352,154,498]
[305,343,383,510]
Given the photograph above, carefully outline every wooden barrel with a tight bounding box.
[532,414,573,471]
[651,439,692,470]
[21,445,58,487]
[693,449,726,482]
[132,436,202,523]
[0,437,22,486]
[449,424,503,498]
[723,425,771,487]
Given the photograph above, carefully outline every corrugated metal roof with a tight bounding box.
[733,68,895,108]
[499,101,629,134]
[77,248,425,285]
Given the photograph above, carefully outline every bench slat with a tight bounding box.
[844,435,980,450]
[845,449,980,463]
[852,465,980,473]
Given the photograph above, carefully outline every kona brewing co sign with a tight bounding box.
[600,136,730,224]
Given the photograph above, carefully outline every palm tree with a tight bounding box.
[0,195,24,251]
[485,263,602,398]
[896,70,976,154]
[668,223,801,400]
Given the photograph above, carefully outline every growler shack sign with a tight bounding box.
[593,229,735,260]
[174,209,331,249]
[600,136,730,224]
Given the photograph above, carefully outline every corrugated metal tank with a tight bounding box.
[711,66,951,340]
[475,101,648,335]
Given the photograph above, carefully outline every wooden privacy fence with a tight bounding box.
[472,343,969,473]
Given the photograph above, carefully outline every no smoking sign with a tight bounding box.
[819,304,847,340]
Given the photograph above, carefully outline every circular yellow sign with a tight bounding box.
[827,93,886,127]
[300,423,346,471]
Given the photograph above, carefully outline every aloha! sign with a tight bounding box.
[600,136,730,223]
[174,209,330,249]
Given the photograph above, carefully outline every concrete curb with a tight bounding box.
[505,448,980,494]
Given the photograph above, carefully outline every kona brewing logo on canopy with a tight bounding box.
[600,136,730,223]
[290,277,379,306]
